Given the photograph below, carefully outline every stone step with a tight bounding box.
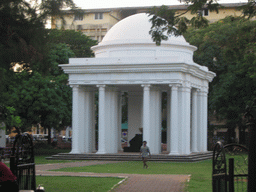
[46,151,213,162]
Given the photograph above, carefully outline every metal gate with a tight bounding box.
[10,133,36,191]
[212,141,248,192]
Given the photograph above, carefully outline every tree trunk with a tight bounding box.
[239,124,246,145]
[47,127,51,145]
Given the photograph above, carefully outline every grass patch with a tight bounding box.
[52,160,213,192]
[36,176,124,192]
[35,155,82,165]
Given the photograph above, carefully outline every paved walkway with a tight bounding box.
[36,161,190,192]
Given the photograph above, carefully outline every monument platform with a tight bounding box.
[46,151,213,162]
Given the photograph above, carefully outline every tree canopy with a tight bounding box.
[148,0,256,45]
[0,0,96,141]
[184,16,256,143]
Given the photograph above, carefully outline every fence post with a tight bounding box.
[10,155,16,176]
[247,120,256,192]
[245,99,256,192]
[228,158,234,192]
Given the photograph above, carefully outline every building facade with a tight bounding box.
[52,3,248,42]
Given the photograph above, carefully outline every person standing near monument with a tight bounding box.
[140,141,151,168]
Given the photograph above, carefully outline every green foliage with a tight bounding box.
[238,0,256,19]
[148,1,255,45]
[32,43,75,76]
[184,17,256,130]
[0,0,77,72]
[0,106,22,130]
[148,1,221,44]
[0,0,98,144]
[6,71,72,132]
[47,29,97,57]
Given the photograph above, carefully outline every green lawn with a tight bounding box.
[3,155,81,167]
[52,160,213,192]
[36,176,124,192]
[35,155,82,164]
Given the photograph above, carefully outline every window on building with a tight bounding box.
[95,13,103,20]
[204,9,209,16]
[74,14,83,21]
[198,9,209,16]
[77,25,83,30]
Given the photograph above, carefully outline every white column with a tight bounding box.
[65,127,70,139]
[142,84,151,146]
[51,128,54,138]
[97,86,119,154]
[127,92,143,145]
[107,89,118,153]
[96,85,107,154]
[150,87,162,154]
[180,85,191,155]
[0,124,6,148]
[91,97,96,152]
[197,90,203,152]
[166,91,171,153]
[82,87,95,153]
[191,89,199,152]
[70,85,81,154]
[202,88,208,152]
[178,87,183,154]
[118,92,122,151]
[169,85,180,155]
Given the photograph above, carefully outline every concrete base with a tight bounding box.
[47,151,213,162]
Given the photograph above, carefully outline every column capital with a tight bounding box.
[198,87,208,96]
[70,85,80,92]
[180,86,191,93]
[97,85,106,91]
[96,84,106,88]
[141,84,151,88]
[70,84,79,88]
[141,84,151,91]
[169,83,181,87]
[169,84,181,91]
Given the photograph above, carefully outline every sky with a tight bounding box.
[73,0,247,9]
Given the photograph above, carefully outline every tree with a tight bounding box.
[0,106,22,133]
[184,17,256,144]
[47,29,97,58]
[148,0,256,45]
[31,42,75,76]
[7,71,72,144]
[0,0,78,105]
[148,0,220,45]
[238,0,256,19]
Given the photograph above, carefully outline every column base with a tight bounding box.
[69,150,81,154]
[96,151,108,154]
[168,152,180,155]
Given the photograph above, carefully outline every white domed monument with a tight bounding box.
[60,13,215,157]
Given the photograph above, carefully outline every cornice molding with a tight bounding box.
[60,62,216,82]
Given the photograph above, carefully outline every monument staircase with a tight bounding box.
[46,151,213,162]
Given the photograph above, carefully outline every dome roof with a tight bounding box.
[100,13,188,46]
[91,13,197,59]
